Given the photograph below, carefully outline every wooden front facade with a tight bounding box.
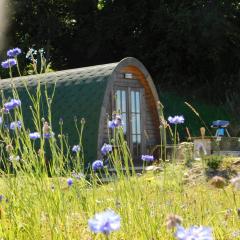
[98,57,160,164]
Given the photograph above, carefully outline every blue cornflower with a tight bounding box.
[168,115,185,125]
[10,121,22,130]
[0,194,4,202]
[7,48,22,57]
[92,160,104,171]
[108,115,123,129]
[67,178,73,186]
[101,143,112,155]
[1,59,17,68]
[0,117,2,125]
[175,225,213,240]
[44,132,54,139]
[29,132,41,140]
[72,145,80,153]
[88,209,120,235]
[141,155,154,162]
[4,99,21,111]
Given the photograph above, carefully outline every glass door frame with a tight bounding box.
[113,86,145,162]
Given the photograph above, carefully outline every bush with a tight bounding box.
[204,155,223,170]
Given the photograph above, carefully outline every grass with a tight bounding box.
[0,163,239,239]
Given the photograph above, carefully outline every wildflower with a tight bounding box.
[59,117,63,125]
[0,117,2,125]
[0,194,4,202]
[7,48,21,57]
[44,132,54,139]
[4,99,21,111]
[42,121,51,134]
[72,171,85,180]
[29,132,41,140]
[141,155,154,162]
[1,107,9,114]
[108,120,116,129]
[168,115,185,125]
[1,59,17,68]
[42,122,54,139]
[88,209,120,235]
[92,160,104,171]
[72,145,80,153]
[230,174,240,190]
[81,118,86,125]
[101,144,112,155]
[9,155,20,162]
[175,225,213,240]
[166,214,183,230]
[210,176,226,188]
[67,178,73,186]
[108,114,123,129]
[10,121,22,130]
[26,48,37,59]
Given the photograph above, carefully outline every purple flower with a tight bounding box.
[67,178,73,186]
[141,155,154,162]
[92,160,104,171]
[72,171,85,180]
[4,99,21,111]
[101,144,112,155]
[1,59,17,68]
[0,117,2,125]
[10,121,21,130]
[72,145,80,153]
[168,115,185,125]
[88,209,120,235]
[175,225,213,240]
[108,114,123,129]
[44,132,54,139]
[7,48,22,57]
[29,132,41,140]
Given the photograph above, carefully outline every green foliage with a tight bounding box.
[204,155,223,170]
[6,0,240,103]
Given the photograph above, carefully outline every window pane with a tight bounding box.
[136,114,141,134]
[131,91,136,113]
[131,114,136,134]
[116,90,121,112]
[121,91,126,112]
[137,135,141,144]
[136,91,140,113]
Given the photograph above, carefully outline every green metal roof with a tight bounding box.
[0,62,118,165]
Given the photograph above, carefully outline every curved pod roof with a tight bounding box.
[0,57,160,165]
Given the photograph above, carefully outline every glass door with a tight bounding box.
[115,87,143,162]
[130,90,141,160]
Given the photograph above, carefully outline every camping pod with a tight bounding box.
[0,57,160,166]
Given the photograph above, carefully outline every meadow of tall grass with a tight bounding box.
[0,48,239,240]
